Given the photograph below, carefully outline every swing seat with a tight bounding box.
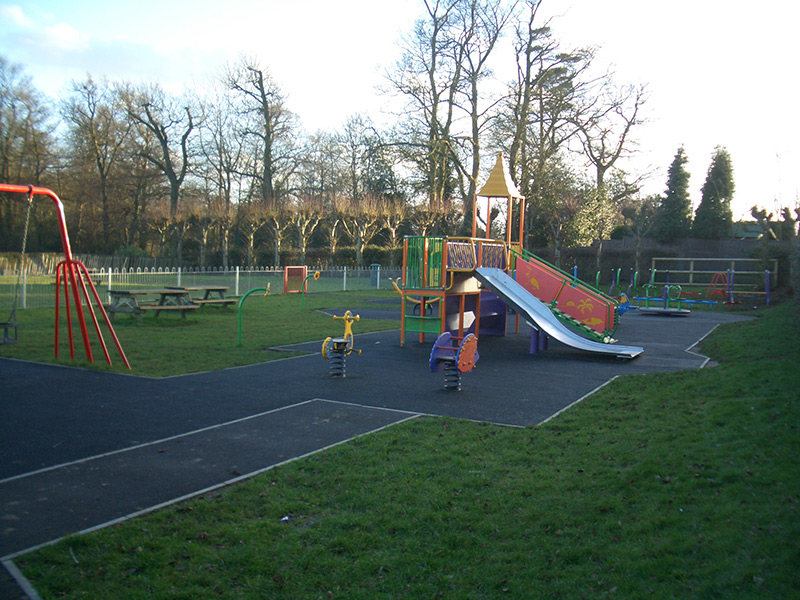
[1,321,18,344]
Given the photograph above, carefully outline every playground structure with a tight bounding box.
[392,154,643,360]
[321,310,361,377]
[283,266,310,294]
[0,184,130,368]
[429,332,479,391]
[635,283,692,316]
[603,264,773,313]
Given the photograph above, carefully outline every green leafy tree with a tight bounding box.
[693,146,734,238]
[654,147,692,242]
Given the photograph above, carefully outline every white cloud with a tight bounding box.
[44,22,89,51]
[0,5,32,28]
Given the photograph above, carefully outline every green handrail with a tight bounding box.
[237,286,270,346]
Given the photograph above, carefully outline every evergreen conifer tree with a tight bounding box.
[654,147,692,242]
[693,147,734,238]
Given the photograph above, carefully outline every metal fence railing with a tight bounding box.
[649,257,776,290]
[0,266,403,311]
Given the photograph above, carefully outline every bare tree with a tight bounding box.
[61,77,131,249]
[497,0,593,248]
[265,207,293,267]
[195,86,248,267]
[411,202,448,236]
[225,57,297,209]
[387,0,463,211]
[144,196,172,256]
[121,83,196,221]
[576,82,646,194]
[383,197,411,267]
[237,202,270,267]
[341,195,385,267]
[323,196,349,266]
[574,82,646,270]
[453,0,514,219]
[297,130,342,203]
[289,196,321,265]
[0,57,56,250]
[339,114,377,203]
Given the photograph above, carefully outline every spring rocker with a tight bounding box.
[429,332,479,391]
[321,310,361,377]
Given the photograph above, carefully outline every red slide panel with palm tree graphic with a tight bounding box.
[514,254,618,341]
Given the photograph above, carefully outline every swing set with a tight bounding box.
[0,184,130,369]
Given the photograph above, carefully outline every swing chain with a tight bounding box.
[9,189,34,320]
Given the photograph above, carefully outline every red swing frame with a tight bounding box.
[0,184,130,369]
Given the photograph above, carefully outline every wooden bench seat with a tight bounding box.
[139,304,199,311]
[192,298,237,306]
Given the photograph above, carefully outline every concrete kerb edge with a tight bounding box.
[2,558,42,600]
[685,323,722,368]
[537,376,620,427]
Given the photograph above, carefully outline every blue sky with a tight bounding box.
[1,0,798,220]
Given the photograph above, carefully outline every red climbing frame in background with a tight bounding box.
[0,184,130,369]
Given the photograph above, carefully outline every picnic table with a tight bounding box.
[107,289,199,323]
[174,285,237,307]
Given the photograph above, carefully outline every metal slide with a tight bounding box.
[475,268,643,360]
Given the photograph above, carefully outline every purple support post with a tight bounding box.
[529,327,548,354]
[765,270,771,305]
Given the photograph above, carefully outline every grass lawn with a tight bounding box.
[10,299,800,598]
[0,290,400,377]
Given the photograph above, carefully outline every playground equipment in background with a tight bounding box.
[396,238,623,348]
[474,268,643,359]
[636,282,691,316]
[429,332,479,391]
[705,272,728,303]
[0,184,130,368]
[393,153,637,359]
[632,269,691,315]
[605,268,638,315]
[284,266,309,294]
[321,310,361,377]
[706,270,771,308]
[237,283,270,346]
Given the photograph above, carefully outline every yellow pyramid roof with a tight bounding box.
[477,152,524,199]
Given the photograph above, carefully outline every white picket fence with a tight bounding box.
[1,266,402,311]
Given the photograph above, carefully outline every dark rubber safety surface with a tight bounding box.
[0,309,749,598]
